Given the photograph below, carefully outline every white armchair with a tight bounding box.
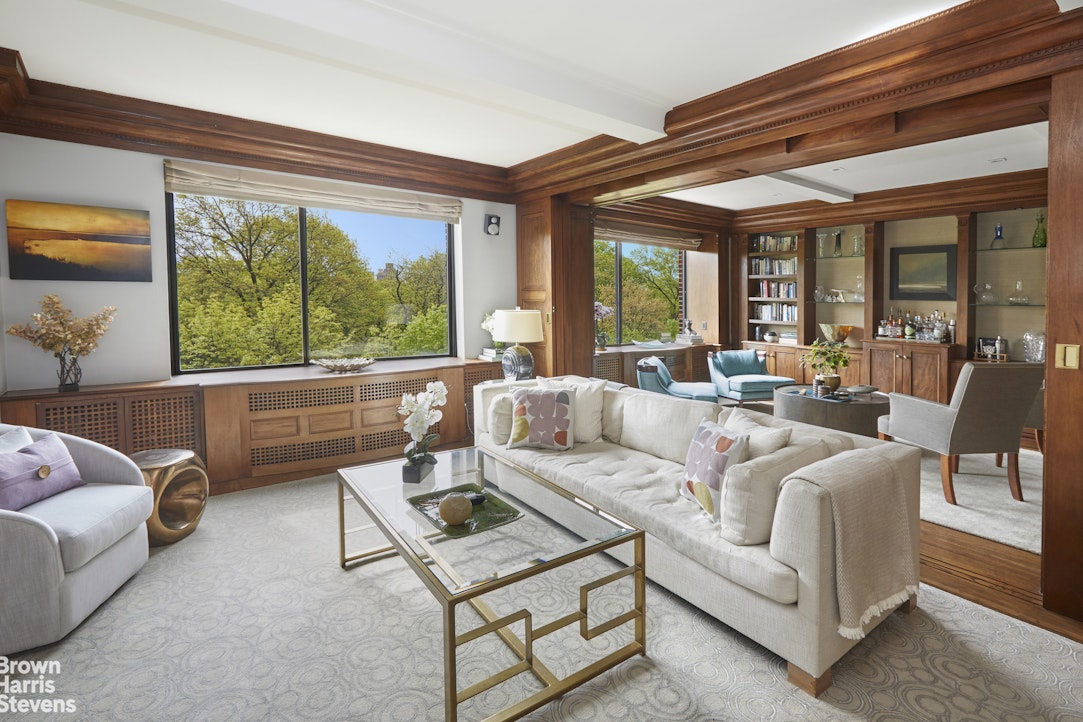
[876,363,1044,505]
[0,424,153,655]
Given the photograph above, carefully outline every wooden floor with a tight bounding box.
[920,521,1083,644]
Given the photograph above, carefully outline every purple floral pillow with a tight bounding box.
[0,432,85,511]
[507,387,577,451]
[678,420,749,521]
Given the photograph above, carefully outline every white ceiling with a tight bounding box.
[0,0,1060,210]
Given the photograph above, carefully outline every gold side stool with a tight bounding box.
[131,449,209,546]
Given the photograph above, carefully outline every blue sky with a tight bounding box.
[319,208,446,272]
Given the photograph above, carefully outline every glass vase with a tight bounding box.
[1023,330,1046,363]
[1032,212,1047,248]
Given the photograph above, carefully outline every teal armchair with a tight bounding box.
[635,356,718,402]
[708,349,795,404]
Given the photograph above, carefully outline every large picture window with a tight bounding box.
[169,194,452,372]
[594,239,683,345]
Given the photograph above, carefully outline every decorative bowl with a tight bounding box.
[312,357,375,373]
[819,323,854,342]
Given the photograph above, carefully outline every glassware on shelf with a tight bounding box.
[817,233,827,258]
[1008,280,1030,305]
[990,223,1006,250]
[813,285,826,302]
[1032,211,1047,248]
[853,274,865,303]
[851,234,864,256]
[833,229,842,257]
[974,282,997,305]
[1023,329,1046,363]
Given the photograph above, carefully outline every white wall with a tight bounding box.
[0,132,517,392]
[0,134,172,391]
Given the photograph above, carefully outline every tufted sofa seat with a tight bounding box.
[474,376,920,696]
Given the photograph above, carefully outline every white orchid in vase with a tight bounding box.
[398,380,448,466]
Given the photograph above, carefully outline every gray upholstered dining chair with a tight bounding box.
[877,362,1044,505]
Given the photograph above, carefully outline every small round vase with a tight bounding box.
[817,374,842,393]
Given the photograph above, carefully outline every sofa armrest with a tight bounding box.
[473,379,539,436]
[0,509,64,587]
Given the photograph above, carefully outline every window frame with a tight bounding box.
[166,192,457,375]
[594,237,686,347]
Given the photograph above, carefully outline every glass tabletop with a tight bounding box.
[337,447,637,597]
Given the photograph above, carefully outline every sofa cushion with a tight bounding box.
[482,439,799,603]
[0,433,86,511]
[0,426,33,453]
[487,393,514,445]
[718,440,832,546]
[722,408,792,458]
[538,377,606,443]
[19,483,153,572]
[620,393,718,464]
[678,420,749,520]
[508,387,576,451]
[717,349,764,376]
[728,375,792,392]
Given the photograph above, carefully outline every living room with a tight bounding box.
[1,1,1082,719]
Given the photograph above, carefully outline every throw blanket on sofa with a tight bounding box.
[786,449,919,640]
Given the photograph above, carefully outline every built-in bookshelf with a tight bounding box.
[747,232,801,339]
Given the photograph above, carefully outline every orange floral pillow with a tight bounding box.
[507,388,577,451]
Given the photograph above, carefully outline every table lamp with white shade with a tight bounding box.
[492,309,544,380]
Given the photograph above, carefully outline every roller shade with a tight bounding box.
[164,159,462,223]
[594,219,701,250]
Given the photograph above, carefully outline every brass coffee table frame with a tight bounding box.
[338,449,646,722]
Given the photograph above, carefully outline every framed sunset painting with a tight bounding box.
[5,199,152,282]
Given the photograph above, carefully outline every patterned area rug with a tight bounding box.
[7,473,1080,721]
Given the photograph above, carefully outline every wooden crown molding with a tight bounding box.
[510,4,1081,206]
[596,197,734,234]
[0,51,511,203]
[731,168,1048,233]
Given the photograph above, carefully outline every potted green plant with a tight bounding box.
[800,339,850,393]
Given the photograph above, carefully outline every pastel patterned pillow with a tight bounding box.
[507,387,576,451]
[679,420,749,520]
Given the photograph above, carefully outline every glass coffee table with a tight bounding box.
[337,447,646,722]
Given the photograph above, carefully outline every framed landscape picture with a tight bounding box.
[5,199,152,282]
[889,244,956,301]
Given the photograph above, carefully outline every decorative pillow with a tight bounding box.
[718,439,832,545]
[537,377,606,443]
[722,409,792,458]
[0,432,85,511]
[0,426,33,453]
[487,393,514,445]
[507,387,576,451]
[678,420,749,521]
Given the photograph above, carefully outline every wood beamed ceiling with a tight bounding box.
[0,1,1081,228]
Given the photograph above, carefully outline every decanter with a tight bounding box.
[974,282,997,305]
[990,223,1006,250]
[1032,211,1047,248]
[1008,280,1029,305]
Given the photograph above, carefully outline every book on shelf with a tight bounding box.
[478,348,502,360]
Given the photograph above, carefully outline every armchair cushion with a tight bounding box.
[728,374,793,393]
[717,349,765,377]
[0,433,85,511]
[19,483,153,573]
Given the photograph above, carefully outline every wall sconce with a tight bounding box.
[484,214,501,236]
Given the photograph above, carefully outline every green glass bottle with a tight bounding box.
[1032,211,1047,248]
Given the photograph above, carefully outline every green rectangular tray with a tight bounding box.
[407,483,523,538]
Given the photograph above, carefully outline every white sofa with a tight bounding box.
[473,377,921,696]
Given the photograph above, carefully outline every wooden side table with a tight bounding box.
[131,449,209,546]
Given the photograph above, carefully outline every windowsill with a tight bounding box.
[2,356,480,397]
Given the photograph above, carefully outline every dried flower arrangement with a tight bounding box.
[6,294,117,391]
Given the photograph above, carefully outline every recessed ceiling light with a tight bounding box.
[988,157,1009,163]
[771,193,784,197]
[831,167,845,172]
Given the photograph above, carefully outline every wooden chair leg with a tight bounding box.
[940,454,957,505]
[995,452,1004,468]
[1035,429,1045,455]
[877,432,892,441]
[787,662,832,697]
[1007,452,1024,501]
[951,454,960,473]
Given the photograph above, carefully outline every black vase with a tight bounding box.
[402,460,435,483]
